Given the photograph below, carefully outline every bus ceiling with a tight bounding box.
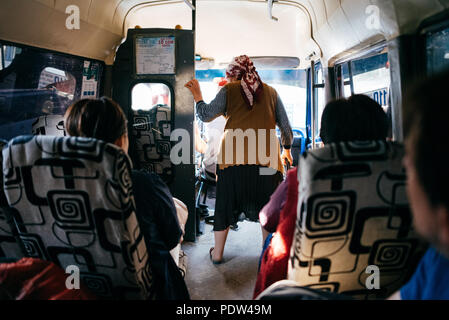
[0,0,448,67]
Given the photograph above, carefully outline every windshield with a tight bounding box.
[195,69,307,131]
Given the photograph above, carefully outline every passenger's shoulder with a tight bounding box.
[263,83,277,97]
[426,247,449,265]
[225,81,240,90]
[263,82,274,90]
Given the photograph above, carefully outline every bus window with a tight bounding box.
[0,45,20,70]
[335,50,392,138]
[350,52,390,111]
[37,67,76,112]
[0,42,103,140]
[342,63,352,97]
[427,26,449,75]
[338,52,390,107]
[131,83,172,110]
[195,69,307,133]
[268,70,307,133]
[314,63,325,141]
[130,82,173,184]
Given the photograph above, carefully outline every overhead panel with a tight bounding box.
[35,0,54,6]
[125,0,311,68]
[125,2,193,31]
[0,0,122,61]
[87,0,125,32]
[3,0,449,66]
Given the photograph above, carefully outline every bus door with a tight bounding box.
[112,28,196,241]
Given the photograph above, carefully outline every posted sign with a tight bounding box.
[136,36,176,75]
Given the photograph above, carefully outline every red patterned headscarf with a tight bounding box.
[226,55,263,109]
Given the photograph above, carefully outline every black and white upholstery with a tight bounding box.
[0,208,22,260]
[132,105,173,184]
[2,135,152,299]
[288,140,427,299]
[0,139,23,260]
[32,115,66,136]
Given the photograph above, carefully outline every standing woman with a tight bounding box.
[185,55,293,264]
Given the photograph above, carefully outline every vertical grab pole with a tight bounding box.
[192,0,197,238]
[192,0,196,32]
[310,60,317,149]
[0,46,5,69]
[348,62,355,95]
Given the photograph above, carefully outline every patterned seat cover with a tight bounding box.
[32,115,66,136]
[132,105,173,184]
[2,135,153,299]
[288,140,428,299]
[0,139,23,259]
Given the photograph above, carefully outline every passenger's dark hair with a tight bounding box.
[403,71,449,210]
[319,94,389,144]
[64,97,127,144]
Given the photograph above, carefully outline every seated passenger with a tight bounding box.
[254,94,389,298]
[64,97,189,300]
[388,71,449,300]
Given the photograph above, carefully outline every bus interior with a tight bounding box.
[1,0,449,301]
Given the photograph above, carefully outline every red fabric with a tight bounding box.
[253,167,299,299]
[225,55,263,108]
[0,258,96,300]
[218,78,228,87]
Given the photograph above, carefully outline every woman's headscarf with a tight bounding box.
[226,55,263,109]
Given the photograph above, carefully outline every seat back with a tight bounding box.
[0,139,23,260]
[291,139,302,167]
[288,140,427,299]
[31,115,66,136]
[132,105,173,184]
[2,135,152,299]
[291,129,305,167]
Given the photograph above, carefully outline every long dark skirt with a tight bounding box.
[214,165,283,231]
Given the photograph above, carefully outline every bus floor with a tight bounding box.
[182,217,263,300]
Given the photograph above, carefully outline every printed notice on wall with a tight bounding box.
[81,61,99,99]
[136,36,175,75]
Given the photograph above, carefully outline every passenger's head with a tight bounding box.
[403,71,449,256]
[64,97,129,153]
[320,94,389,144]
[225,55,259,82]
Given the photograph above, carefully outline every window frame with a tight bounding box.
[0,39,105,137]
[420,13,449,76]
[331,42,394,140]
[306,60,326,149]
[0,39,105,96]
[128,79,176,136]
[313,61,325,147]
[334,43,388,96]
[0,45,4,70]
[130,81,174,111]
